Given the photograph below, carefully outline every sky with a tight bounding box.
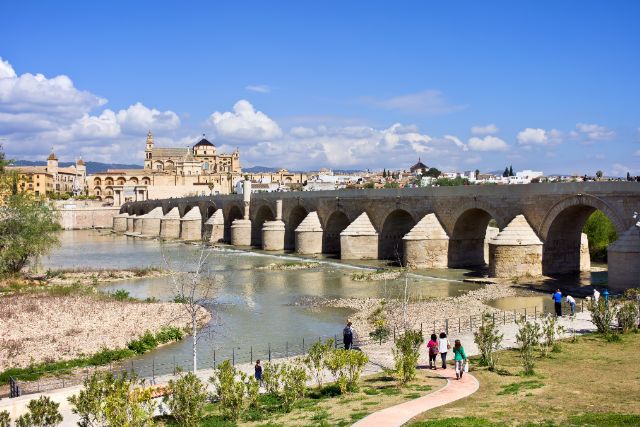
[0,1,639,175]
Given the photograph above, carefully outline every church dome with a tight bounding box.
[77,158,85,166]
[47,152,58,161]
[194,138,214,147]
[410,158,427,173]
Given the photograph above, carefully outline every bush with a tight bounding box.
[156,326,184,343]
[210,360,253,420]
[473,312,503,371]
[164,371,208,427]
[15,396,63,427]
[0,411,9,427]
[325,349,369,394]
[540,315,565,357]
[617,301,639,333]
[68,372,155,427]
[589,298,617,335]
[280,362,308,412]
[127,331,158,354]
[111,289,131,301]
[304,339,334,388]
[393,329,424,385]
[262,362,283,395]
[515,318,541,375]
[368,302,390,344]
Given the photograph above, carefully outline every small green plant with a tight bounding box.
[262,362,283,395]
[111,289,131,301]
[15,396,63,427]
[210,360,256,420]
[393,329,424,385]
[497,380,544,395]
[617,301,639,333]
[304,338,334,388]
[515,317,541,375]
[280,361,309,412]
[540,315,565,357]
[473,312,503,371]
[326,349,369,394]
[164,371,208,427]
[368,301,390,344]
[127,331,158,354]
[589,297,617,336]
[0,410,10,427]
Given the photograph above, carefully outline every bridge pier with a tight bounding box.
[126,215,135,232]
[295,212,323,254]
[113,213,128,232]
[180,208,202,241]
[340,212,378,260]
[402,213,449,269]
[580,233,591,271]
[141,207,163,237]
[160,208,181,239]
[205,210,225,243]
[607,226,640,292]
[262,200,285,250]
[231,219,252,246]
[489,215,543,278]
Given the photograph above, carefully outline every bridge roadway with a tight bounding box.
[118,182,640,290]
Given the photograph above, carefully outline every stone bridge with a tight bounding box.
[116,182,640,290]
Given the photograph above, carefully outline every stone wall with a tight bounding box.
[57,205,120,230]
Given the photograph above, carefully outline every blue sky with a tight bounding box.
[0,1,638,175]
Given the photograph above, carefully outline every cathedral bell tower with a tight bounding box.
[144,130,154,170]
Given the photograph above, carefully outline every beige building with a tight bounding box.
[6,153,87,197]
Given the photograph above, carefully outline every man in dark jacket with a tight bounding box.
[343,321,354,349]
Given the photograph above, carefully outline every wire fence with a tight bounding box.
[6,299,586,398]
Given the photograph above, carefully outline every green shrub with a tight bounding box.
[156,326,184,343]
[280,362,308,412]
[304,339,334,388]
[617,301,639,333]
[368,302,390,344]
[262,362,283,395]
[210,360,252,420]
[164,372,208,427]
[127,331,158,354]
[15,396,62,427]
[540,315,565,357]
[589,298,617,335]
[325,349,369,394]
[515,318,541,375]
[393,329,424,385]
[473,312,503,371]
[111,289,131,301]
[0,411,9,427]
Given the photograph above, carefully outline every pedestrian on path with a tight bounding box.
[453,339,468,380]
[566,295,576,316]
[343,321,354,350]
[593,288,600,304]
[427,334,438,370]
[437,332,450,369]
[552,289,563,317]
[254,359,263,385]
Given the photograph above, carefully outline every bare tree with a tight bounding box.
[163,241,220,373]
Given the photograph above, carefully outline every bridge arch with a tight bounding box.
[322,210,350,255]
[448,207,501,268]
[285,205,308,250]
[540,194,624,275]
[378,209,416,262]
[252,204,275,247]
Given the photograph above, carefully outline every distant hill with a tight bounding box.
[243,165,281,173]
[12,160,143,174]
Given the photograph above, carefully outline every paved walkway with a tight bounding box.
[354,369,479,427]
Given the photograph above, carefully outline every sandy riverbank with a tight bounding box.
[43,267,170,286]
[0,291,210,371]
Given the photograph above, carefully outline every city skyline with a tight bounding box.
[0,1,639,175]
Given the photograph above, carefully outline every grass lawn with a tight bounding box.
[158,371,446,427]
[410,332,640,426]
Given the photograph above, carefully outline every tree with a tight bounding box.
[393,329,424,385]
[368,301,390,344]
[473,312,503,371]
[382,169,387,178]
[15,396,63,427]
[68,371,155,427]
[425,167,441,178]
[164,371,208,427]
[0,192,61,275]
[515,318,541,375]
[304,338,334,388]
[596,170,603,180]
[509,165,514,176]
[474,169,480,180]
[164,243,218,372]
[627,172,632,181]
[583,211,617,261]
[384,181,399,189]
[503,167,509,178]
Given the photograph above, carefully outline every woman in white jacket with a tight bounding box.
[437,332,450,369]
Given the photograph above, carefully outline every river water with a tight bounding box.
[42,230,483,374]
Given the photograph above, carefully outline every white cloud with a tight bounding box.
[289,126,317,138]
[208,100,283,141]
[116,102,180,133]
[468,136,509,151]
[571,123,615,142]
[517,128,548,145]
[245,84,271,93]
[364,89,467,115]
[443,135,469,151]
[471,124,498,135]
[611,163,639,177]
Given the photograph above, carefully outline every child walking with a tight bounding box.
[427,334,438,370]
[453,339,467,380]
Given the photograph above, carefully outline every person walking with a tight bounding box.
[566,295,576,316]
[437,332,450,369]
[343,321,354,350]
[427,334,438,370]
[254,359,263,385]
[453,339,468,380]
[593,288,600,304]
[552,289,563,317]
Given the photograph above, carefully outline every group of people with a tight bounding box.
[552,289,577,317]
[427,332,468,380]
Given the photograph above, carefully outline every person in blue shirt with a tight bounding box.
[552,289,563,317]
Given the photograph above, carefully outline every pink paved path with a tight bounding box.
[353,369,479,427]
